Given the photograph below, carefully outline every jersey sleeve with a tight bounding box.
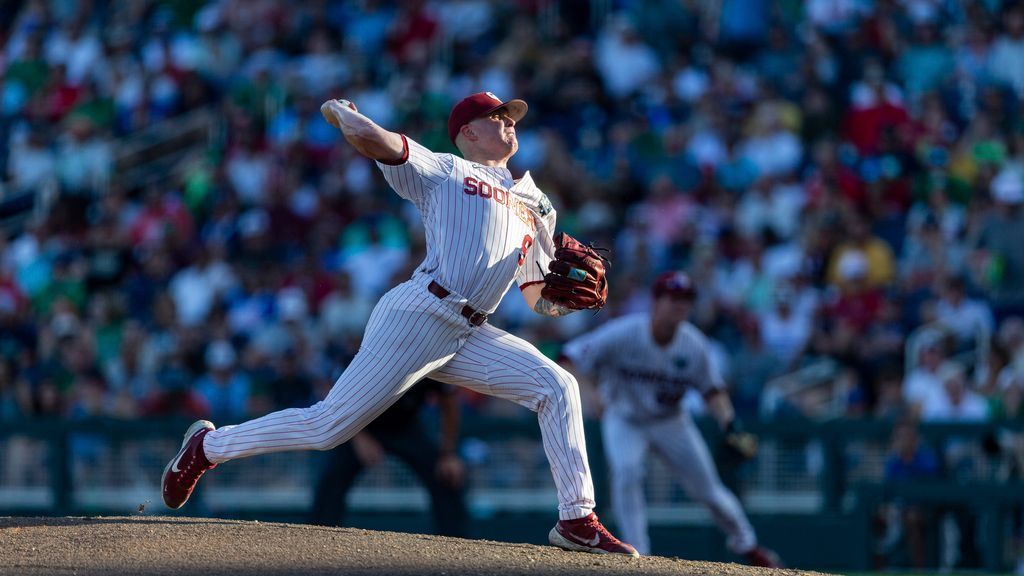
[562,321,620,376]
[375,135,454,203]
[516,227,554,290]
[691,330,726,395]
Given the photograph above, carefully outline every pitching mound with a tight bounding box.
[0,516,826,576]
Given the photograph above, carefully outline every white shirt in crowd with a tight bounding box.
[934,297,994,343]
[920,389,989,422]
[759,308,811,364]
[903,366,944,409]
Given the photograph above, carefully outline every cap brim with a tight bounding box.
[482,99,528,123]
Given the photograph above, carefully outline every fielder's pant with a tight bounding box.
[601,410,757,556]
[203,272,596,520]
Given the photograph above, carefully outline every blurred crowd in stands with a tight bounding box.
[1,0,1024,436]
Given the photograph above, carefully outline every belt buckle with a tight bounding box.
[468,310,487,326]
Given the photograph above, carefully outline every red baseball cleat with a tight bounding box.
[746,546,784,568]
[549,512,639,557]
[161,420,216,509]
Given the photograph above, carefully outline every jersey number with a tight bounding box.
[518,234,534,266]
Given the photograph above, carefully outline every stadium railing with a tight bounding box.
[2,416,1022,569]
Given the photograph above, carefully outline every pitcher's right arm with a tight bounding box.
[320,99,406,163]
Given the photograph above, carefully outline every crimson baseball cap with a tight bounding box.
[652,271,698,300]
[448,92,528,144]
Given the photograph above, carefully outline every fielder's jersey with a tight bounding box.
[377,135,554,313]
[563,314,725,421]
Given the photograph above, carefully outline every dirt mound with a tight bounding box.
[0,516,827,576]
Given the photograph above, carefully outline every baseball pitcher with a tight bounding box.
[561,272,782,566]
[161,92,637,556]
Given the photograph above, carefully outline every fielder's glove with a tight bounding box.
[541,232,610,311]
[722,419,759,461]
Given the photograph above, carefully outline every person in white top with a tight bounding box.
[933,275,994,349]
[921,362,989,423]
[903,336,948,416]
[561,272,782,567]
[160,91,638,556]
[758,287,812,368]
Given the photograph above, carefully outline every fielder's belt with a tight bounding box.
[428,280,488,327]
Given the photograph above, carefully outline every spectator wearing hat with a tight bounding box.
[827,250,885,336]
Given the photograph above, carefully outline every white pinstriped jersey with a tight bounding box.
[563,314,725,421]
[376,135,555,313]
[199,132,599,523]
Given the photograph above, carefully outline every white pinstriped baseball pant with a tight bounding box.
[601,410,756,555]
[203,272,596,520]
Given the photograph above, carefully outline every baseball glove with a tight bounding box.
[722,420,759,460]
[541,232,610,311]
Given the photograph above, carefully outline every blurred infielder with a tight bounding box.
[561,272,782,566]
[161,92,637,556]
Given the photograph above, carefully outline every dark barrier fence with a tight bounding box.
[1,417,1022,571]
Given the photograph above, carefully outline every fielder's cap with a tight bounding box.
[652,271,698,300]
[448,92,528,144]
